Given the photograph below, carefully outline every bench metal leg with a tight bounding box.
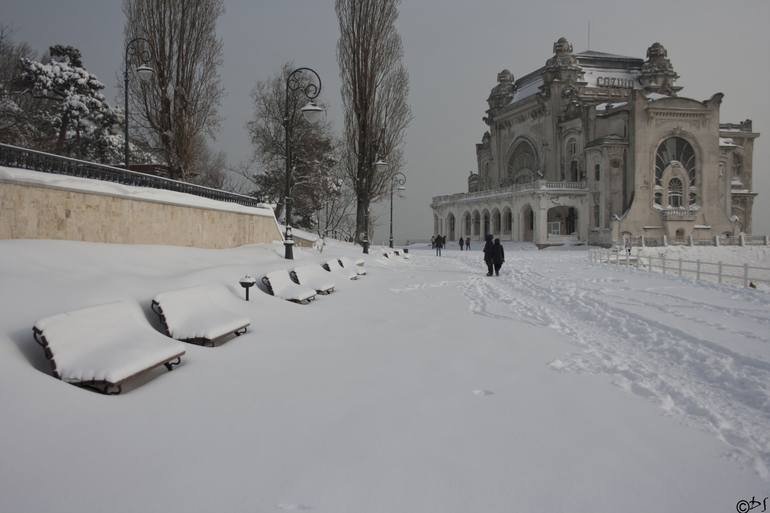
[234,327,248,337]
[164,356,182,371]
[80,382,122,395]
[104,383,122,395]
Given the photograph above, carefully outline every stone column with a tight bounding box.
[534,206,549,245]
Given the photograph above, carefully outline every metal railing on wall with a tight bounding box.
[0,143,265,209]
[589,248,770,289]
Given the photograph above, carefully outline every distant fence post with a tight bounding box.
[714,235,720,247]
[662,254,666,274]
[718,261,723,284]
[739,233,745,247]
[696,259,701,281]
[743,263,749,288]
[641,235,646,248]
[663,234,668,247]
[688,234,694,247]
[678,257,682,276]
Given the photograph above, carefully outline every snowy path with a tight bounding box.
[448,245,770,477]
[1,240,769,512]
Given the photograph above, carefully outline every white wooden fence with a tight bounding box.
[589,248,770,289]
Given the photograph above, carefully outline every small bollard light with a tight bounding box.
[239,275,256,301]
[284,226,295,260]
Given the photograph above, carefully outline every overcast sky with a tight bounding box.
[2,0,768,242]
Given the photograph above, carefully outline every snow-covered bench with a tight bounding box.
[291,264,335,295]
[262,270,316,304]
[382,250,403,262]
[323,258,357,280]
[32,300,186,395]
[151,285,250,346]
[339,256,366,276]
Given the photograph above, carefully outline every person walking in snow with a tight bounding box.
[492,238,505,276]
[465,236,471,251]
[435,234,444,256]
[459,237,465,251]
[483,234,494,276]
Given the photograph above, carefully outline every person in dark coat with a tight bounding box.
[482,234,494,276]
[459,237,465,251]
[435,234,443,256]
[465,237,471,251]
[492,238,505,276]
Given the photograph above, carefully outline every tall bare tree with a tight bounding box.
[336,0,411,245]
[123,0,224,180]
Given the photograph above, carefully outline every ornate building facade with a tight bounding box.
[430,38,760,246]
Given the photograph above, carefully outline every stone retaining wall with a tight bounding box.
[0,181,283,249]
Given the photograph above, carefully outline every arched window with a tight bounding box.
[566,138,579,181]
[482,162,490,190]
[733,154,743,179]
[668,178,683,208]
[503,208,512,234]
[655,137,697,205]
[594,164,600,182]
[507,141,538,184]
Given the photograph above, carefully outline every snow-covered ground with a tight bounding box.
[1,239,768,512]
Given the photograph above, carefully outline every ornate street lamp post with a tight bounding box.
[283,67,323,260]
[389,171,406,248]
[124,37,154,169]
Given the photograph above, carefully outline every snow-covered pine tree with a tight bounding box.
[0,26,36,145]
[18,45,119,160]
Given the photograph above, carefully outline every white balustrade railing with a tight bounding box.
[588,248,770,289]
[431,180,587,206]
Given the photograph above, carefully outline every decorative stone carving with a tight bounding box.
[640,42,682,95]
[543,37,584,88]
[467,171,479,193]
[487,69,516,111]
